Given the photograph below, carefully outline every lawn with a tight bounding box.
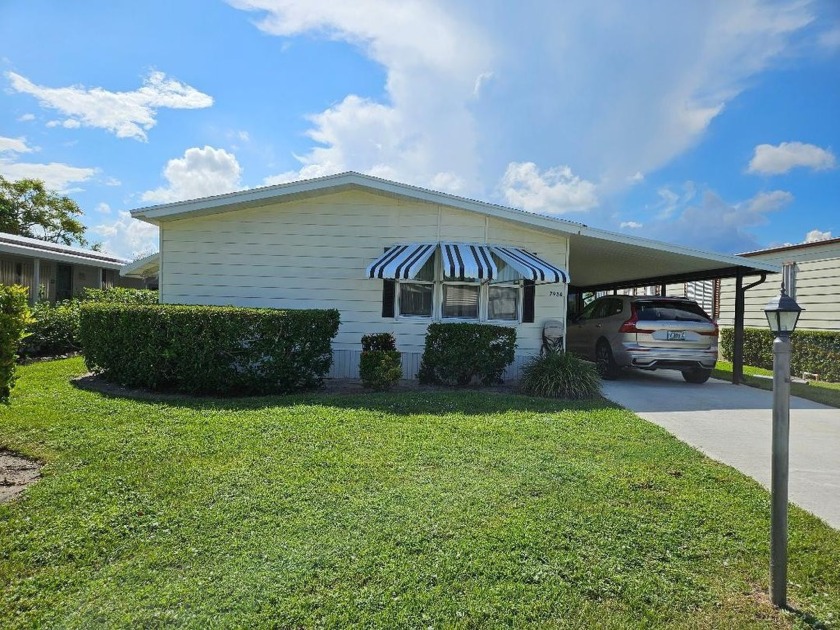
[1,358,839,628]
[713,360,840,409]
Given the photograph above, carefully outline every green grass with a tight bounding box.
[713,360,840,409]
[1,358,839,628]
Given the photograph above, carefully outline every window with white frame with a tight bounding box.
[395,251,525,322]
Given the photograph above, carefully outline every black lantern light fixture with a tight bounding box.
[763,284,803,337]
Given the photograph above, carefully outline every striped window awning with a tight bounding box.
[367,242,569,284]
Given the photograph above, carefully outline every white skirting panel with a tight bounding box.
[326,349,533,382]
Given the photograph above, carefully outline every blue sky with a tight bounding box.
[1,0,838,259]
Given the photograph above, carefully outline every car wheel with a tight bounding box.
[595,340,619,380]
[682,367,712,384]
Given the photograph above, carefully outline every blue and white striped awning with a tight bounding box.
[366,242,569,284]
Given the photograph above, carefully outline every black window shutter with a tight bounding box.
[522,280,535,323]
[381,280,396,318]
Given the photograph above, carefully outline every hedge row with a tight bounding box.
[20,288,158,358]
[419,322,516,386]
[80,304,340,395]
[721,327,840,382]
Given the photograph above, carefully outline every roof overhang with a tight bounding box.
[128,171,778,288]
[0,233,127,269]
[120,252,160,278]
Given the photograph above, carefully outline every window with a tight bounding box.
[394,250,528,322]
[488,285,519,321]
[443,284,479,319]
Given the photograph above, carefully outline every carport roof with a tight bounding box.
[130,171,778,287]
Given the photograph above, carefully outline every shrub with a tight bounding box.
[0,285,32,402]
[20,288,158,358]
[721,327,840,382]
[359,333,402,390]
[80,303,340,395]
[519,351,601,399]
[418,323,516,386]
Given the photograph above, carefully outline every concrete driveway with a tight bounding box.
[601,370,840,530]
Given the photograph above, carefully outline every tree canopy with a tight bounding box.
[0,176,90,247]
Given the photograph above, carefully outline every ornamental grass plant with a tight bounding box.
[519,350,601,399]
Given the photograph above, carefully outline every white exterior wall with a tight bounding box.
[159,189,569,379]
[719,241,840,331]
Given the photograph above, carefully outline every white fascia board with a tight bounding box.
[120,252,160,277]
[0,242,126,269]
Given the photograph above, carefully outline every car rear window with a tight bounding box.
[634,300,710,322]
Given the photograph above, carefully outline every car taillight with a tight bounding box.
[699,321,719,337]
[618,305,655,334]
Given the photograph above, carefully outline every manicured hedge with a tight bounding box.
[80,304,340,395]
[0,285,32,402]
[721,326,840,382]
[359,333,402,390]
[20,288,158,358]
[418,323,516,386]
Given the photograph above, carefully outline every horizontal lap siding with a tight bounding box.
[719,249,840,331]
[161,189,570,357]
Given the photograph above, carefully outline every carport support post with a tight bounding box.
[770,334,791,608]
[733,269,745,385]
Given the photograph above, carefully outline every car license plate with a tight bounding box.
[667,331,686,341]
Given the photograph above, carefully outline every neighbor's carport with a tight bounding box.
[561,227,780,384]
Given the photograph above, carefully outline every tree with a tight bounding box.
[0,176,89,247]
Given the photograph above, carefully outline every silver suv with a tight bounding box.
[566,296,718,383]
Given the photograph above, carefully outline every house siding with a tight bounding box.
[718,241,840,331]
[159,189,569,378]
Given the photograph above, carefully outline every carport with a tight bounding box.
[561,226,780,384]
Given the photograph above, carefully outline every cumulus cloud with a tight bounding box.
[748,141,836,175]
[142,146,243,203]
[7,70,213,141]
[90,211,159,259]
[0,135,34,154]
[0,159,97,191]
[647,188,794,252]
[500,162,598,214]
[620,221,643,229]
[804,229,832,243]
[234,1,813,201]
[17,113,35,122]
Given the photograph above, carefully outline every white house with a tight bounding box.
[127,172,777,380]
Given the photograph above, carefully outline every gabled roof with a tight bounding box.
[0,232,128,269]
[130,171,779,289]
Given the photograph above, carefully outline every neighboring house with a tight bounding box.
[0,232,144,304]
[718,238,840,331]
[127,172,777,379]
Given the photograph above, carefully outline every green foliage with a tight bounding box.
[3,357,840,627]
[80,287,159,304]
[721,326,840,382]
[519,351,601,399]
[80,304,340,395]
[0,284,32,402]
[359,333,401,390]
[19,288,158,358]
[418,323,516,386]
[0,176,89,246]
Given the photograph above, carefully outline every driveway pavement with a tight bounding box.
[601,370,840,530]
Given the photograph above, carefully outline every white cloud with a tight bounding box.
[0,135,34,154]
[804,229,832,243]
[620,221,643,229]
[234,1,813,201]
[142,146,243,203]
[500,161,598,214]
[17,113,35,122]
[748,141,836,175]
[652,182,697,219]
[90,210,159,259]
[647,188,794,252]
[7,70,213,141]
[96,202,111,214]
[0,159,97,191]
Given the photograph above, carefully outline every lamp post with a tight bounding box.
[763,284,803,609]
